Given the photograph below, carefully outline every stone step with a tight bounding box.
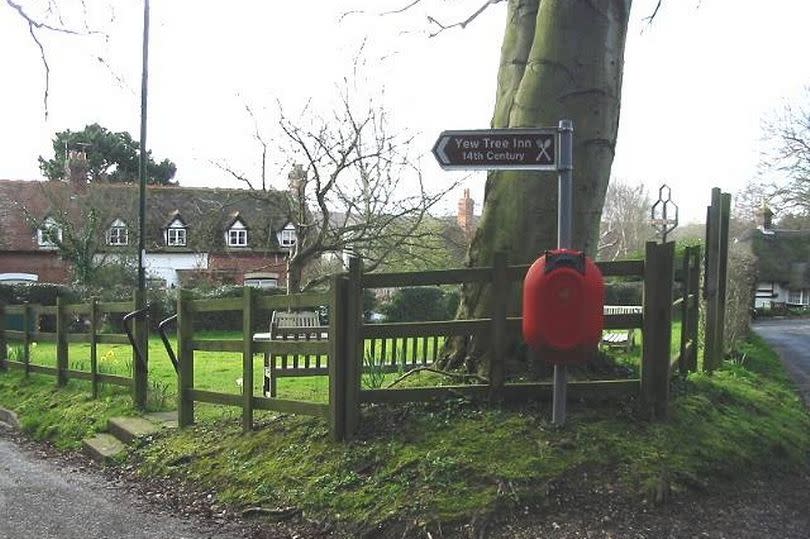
[107,416,161,445]
[83,433,126,464]
[144,411,178,429]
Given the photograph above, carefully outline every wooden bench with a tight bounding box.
[256,310,328,398]
[601,305,642,352]
[254,310,444,397]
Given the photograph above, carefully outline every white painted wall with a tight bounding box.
[144,253,208,287]
[753,281,809,308]
[97,252,209,288]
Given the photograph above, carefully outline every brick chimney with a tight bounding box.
[756,204,774,232]
[288,164,306,196]
[64,150,89,185]
[457,188,475,237]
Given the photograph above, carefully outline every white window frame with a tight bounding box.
[788,289,802,305]
[167,228,187,247]
[245,277,278,289]
[107,219,129,246]
[227,220,248,247]
[279,225,296,248]
[166,218,188,247]
[37,218,62,249]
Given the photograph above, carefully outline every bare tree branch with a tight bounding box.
[425,0,505,37]
[6,0,107,118]
[381,0,425,16]
[642,0,663,25]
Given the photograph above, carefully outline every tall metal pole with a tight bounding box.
[132,0,151,410]
[138,0,150,292]
[552,119,574,427]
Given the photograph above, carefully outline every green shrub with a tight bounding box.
[381,286,459,323]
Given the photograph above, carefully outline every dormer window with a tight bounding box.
[226,218,248,247]
[107,219,129,246]
[278,223,297,248]
[37,217,62,249]
[165,216,188,247]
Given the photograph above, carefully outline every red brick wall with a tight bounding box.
[0,251,71,284]
[208,252,287,285]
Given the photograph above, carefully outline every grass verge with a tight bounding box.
[1,333,808,533]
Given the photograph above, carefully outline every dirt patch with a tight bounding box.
[486,469,810,539]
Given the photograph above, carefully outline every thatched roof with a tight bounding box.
[0,180,292,253]
[745,228,810,287]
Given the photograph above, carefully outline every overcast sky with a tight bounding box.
[1,0,809,224]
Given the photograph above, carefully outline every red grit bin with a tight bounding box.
[522,249,605,364]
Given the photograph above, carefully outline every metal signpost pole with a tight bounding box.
[553,119,574,427]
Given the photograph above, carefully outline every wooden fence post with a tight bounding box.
[56,296,68,387]
[90,297,99,398]
[177,289,195,427]
[0,300,6,372]
[23,303,32,377]
[703,188,721,371]
[489,252,508,403]
[132,290,149,410]
[344,257,363,439]
[641,241,675,419]
[328,274,347,441]
[714,192,731,366]
[688,247,701,372]
[242,286,255,431]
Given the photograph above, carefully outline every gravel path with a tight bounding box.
[0,422,247,539]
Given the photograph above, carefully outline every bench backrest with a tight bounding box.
[270,310,327,341]
[603,305,643,316]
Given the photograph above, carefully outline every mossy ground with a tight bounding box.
[1,333,808,532]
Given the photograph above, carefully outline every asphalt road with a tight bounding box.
[0,423,244,539]
[753,318,810,405]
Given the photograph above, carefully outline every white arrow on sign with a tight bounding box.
[431,128,558,171]
[435,136,451,166]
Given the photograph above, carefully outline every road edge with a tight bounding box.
[0,406,20,430]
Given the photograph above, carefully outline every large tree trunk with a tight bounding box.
[444,0,631,371]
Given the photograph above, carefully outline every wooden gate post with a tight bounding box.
[489,252,508,403]
[703,188,731,372]
[344,257,363,439]
[703,189,720,371]
[242,286,255,431]
[715,192,731,366]
[177,289,195,427]
[641,241,675,419]
[328,274,347,441]
[56,296,68,387]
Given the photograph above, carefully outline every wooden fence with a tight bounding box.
[1,241,702,440]
[174,287,333,433]
[0,296,138,398]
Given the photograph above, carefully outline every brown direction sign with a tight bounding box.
[432,128,558,171]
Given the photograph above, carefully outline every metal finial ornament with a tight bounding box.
[650,184,679,243]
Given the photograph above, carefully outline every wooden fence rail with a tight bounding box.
[0,296,137,400]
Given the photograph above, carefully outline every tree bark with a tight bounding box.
[445,0,631,371]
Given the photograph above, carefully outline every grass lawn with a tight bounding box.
[7,322,659,405]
